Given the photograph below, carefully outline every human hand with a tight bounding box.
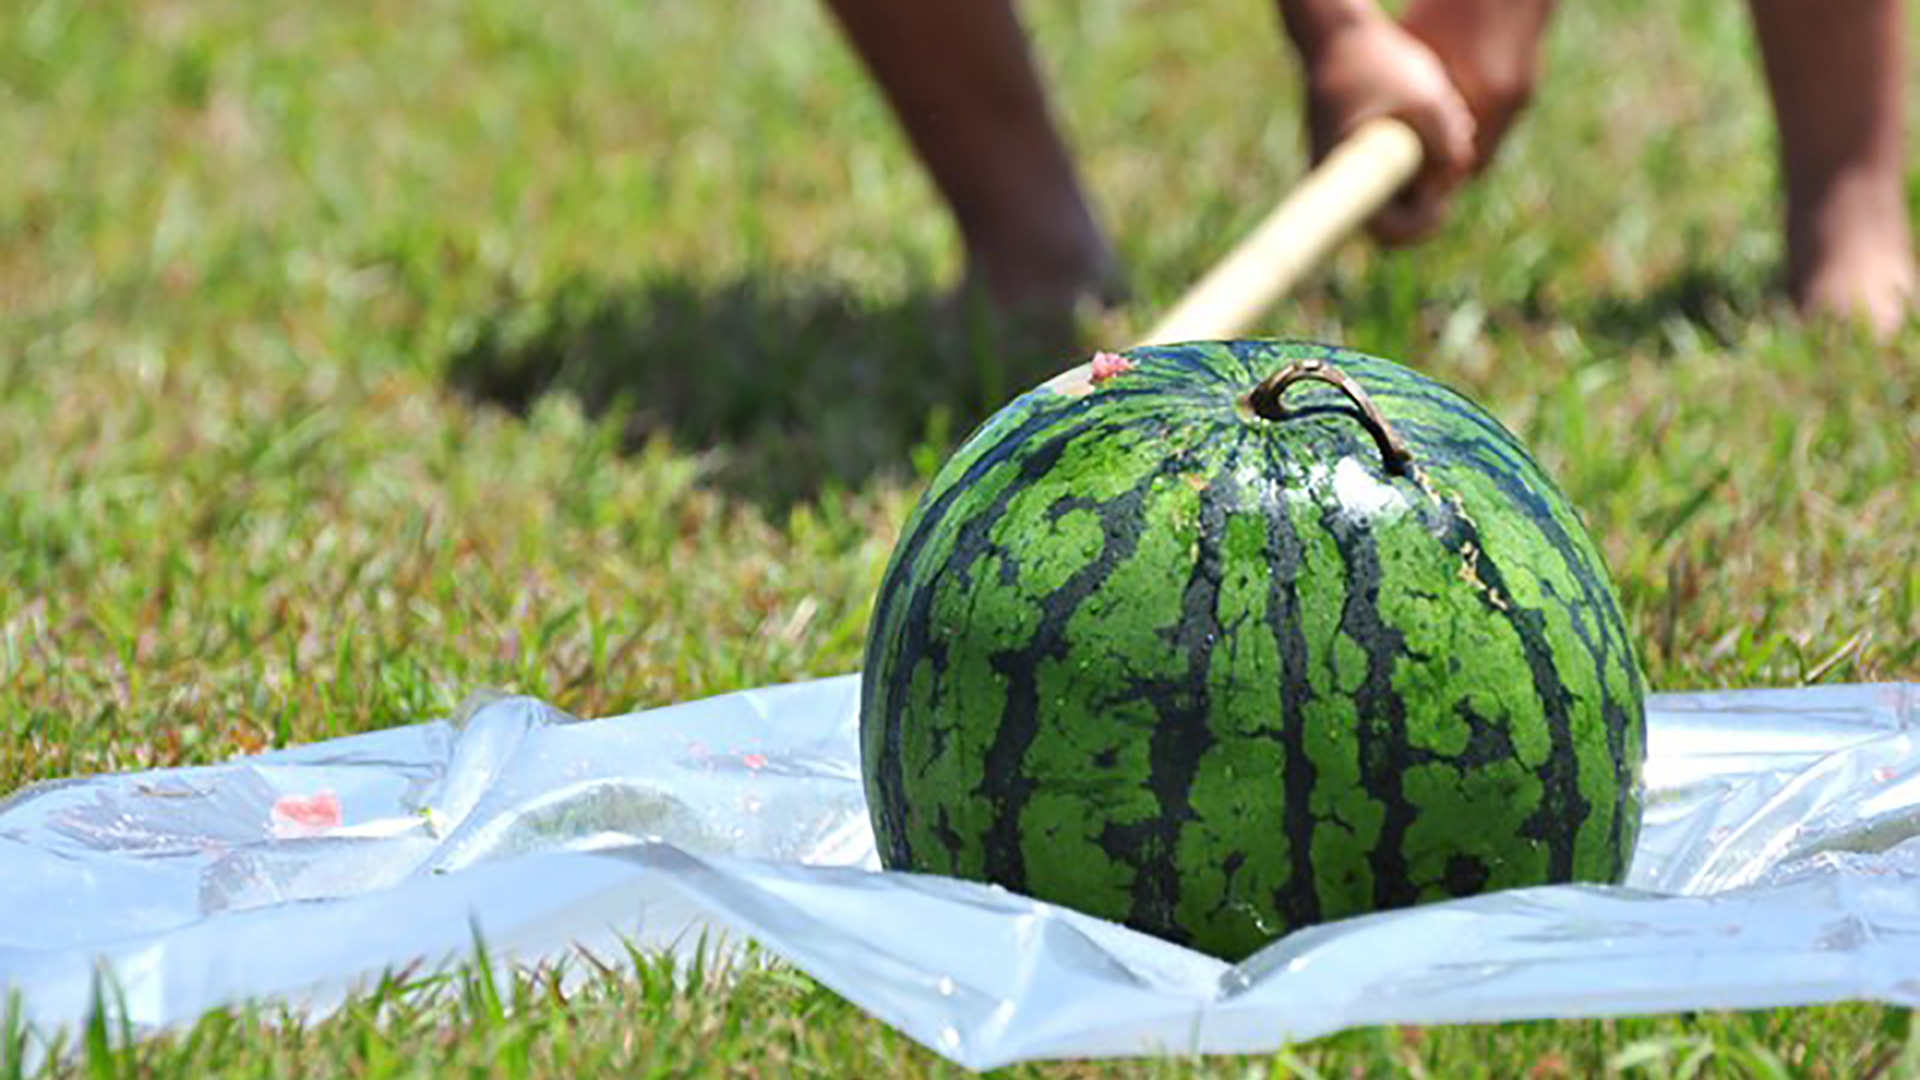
[1400,0,1549,177]
[1300,9,1478,244]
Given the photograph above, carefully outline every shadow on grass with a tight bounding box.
[1573,265,1772,352]
[445,277,1086,508]
[444,265,1770,509]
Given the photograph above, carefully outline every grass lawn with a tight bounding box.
[4,0,1918,1073]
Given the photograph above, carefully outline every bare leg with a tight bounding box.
[824,0,1118,312]
[1748,0,1914,334]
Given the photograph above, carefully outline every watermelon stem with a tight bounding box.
[1245,359,1414,476]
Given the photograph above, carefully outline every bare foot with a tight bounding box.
[928,235,1124,401]
[1785,179,1916,337]
[1746,0,1911,337]
[964,216,1127,318]
[1791,242,1916,337]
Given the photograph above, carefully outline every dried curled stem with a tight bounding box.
[1245,358,1414,476]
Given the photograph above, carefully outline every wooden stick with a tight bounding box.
[1134,117,1423,346]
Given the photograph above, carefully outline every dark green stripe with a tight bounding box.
[864,398,1142,864]
[1429,500,1588,880]
[1133,343,1241,384]
[1313,474,1421,910]
[974,454,1180,894]
[1110,436,1246,936]
[1258,436,1324,929]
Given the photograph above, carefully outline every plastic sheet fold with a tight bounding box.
[1,677,1915,1069]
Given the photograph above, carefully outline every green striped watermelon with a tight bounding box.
[861,340,1645,961]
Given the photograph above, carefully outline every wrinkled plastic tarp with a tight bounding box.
[1,677,1917,1069]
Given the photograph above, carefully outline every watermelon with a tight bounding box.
[861,339,1646,961]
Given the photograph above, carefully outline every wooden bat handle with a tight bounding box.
[1134,117,1423,347]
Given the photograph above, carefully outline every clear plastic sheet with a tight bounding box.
[1,677,1916,1069]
